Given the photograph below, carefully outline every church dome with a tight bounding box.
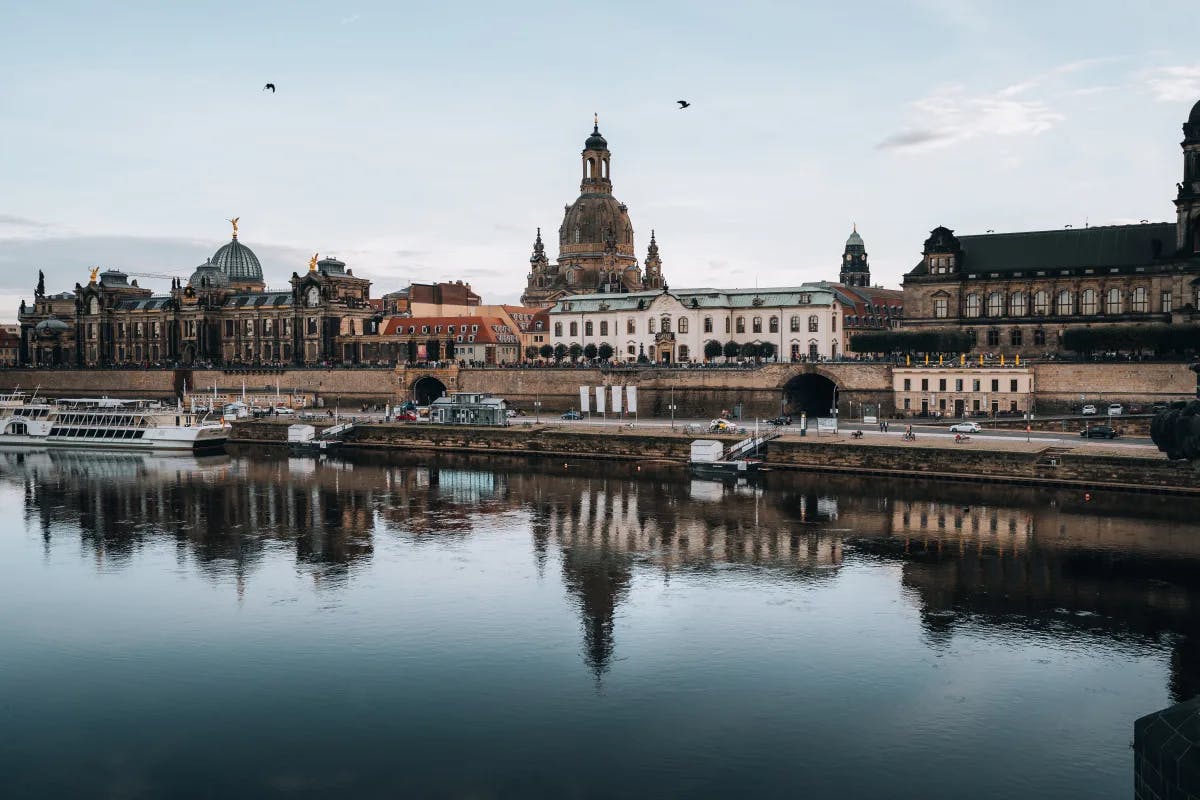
[559,195,635,256]
[211,236,263,283]
[188,259,229,289]
[1190,98,1200,124]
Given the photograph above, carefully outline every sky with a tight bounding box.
[2,0,1199,322]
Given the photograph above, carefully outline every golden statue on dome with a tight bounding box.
[89,266,99,283]
[227,217,240,238]
[309,253,319,272]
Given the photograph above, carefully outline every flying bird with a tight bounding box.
[263,83,276,93]
[677,100,690,109]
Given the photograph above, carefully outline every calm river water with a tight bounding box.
[1,448,1198,799]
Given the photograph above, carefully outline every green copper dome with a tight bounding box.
[210,236,263,284]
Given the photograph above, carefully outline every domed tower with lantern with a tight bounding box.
[522,116,665,307]
[840,225,870,288]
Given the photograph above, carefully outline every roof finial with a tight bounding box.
[309,253,318,272]
[228,217,240,239]
[593,112,599,132]
[853,222,857,233]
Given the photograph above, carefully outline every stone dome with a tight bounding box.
[35,317,69,337]
[210,236,263,284]
[188,259,229,289]
[559,194,635,257]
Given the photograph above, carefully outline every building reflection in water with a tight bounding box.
[5,446,1200,698]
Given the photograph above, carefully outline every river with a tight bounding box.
[1,448,1197,799]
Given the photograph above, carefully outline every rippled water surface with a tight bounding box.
[1,448,1198,799]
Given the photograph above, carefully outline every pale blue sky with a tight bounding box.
[2,0,1199,321]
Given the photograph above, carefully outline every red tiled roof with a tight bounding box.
[381,316,517,344]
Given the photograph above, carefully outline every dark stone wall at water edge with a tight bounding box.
[1135,696,1200,800]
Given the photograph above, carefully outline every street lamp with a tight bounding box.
[534,394,542,423]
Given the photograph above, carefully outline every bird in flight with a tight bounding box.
[677,100,690,109]
[263,83,276,93]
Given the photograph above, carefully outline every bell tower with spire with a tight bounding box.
[1176,98,1200,255]
[840,224,870,287]
[644,230,664,289]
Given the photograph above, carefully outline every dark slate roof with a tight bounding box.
[221,292,292,308]
[211,237,264,283]
[116,297,172,311]
[908,222,1177,276]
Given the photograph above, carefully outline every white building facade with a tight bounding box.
[547,287,843,364]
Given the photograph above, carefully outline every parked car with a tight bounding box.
[1107,403,1123,416]
[766,416,791,426]
[273,406,295,416]
[396,410,418,421]
[1081,404,1097,415]
[949,422,981,433]
[561,410,582,420]
[1081,424,1119,439]
[709,419,737,432]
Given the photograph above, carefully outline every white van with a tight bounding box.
[1107,403,1123,416]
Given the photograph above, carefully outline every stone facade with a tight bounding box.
[521,118,664,307]
[901,98,1200,355]
[893,367,1034,417]
[16,226,375,368]
[546,286,843,364]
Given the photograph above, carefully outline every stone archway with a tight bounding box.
[783,372,838,417]
[412,375,448,406]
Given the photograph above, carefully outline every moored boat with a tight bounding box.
[0,397,228,452]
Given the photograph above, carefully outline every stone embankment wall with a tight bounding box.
[0,360,1191,418]
[231,420,1199,494]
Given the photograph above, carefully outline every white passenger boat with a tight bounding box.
[0,396,228,452]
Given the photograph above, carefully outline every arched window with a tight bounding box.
[554,322,562,337]
[769,316,779,333]
[986,292,1004,317]
[808,315,819,332]
[627,318,635,334]
[1033,290,1049,315]
[703,316,712,333]
[735,317,745,334]
[1106,287,1121,314]
[584,321,593,336]
[648,318,656,333]
[569,322,578,337]
[965,293,981,318]
[752,317,762,333]
[1056,289,1073,316]
[599,321,608,336]
[1080,289,1097,315]
[678,317,688,333]
[1009,291,1026,316]
[1132,286,1149,312]
[790,315,801,332]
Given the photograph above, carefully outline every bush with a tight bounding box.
[568,343,583,361]
[539,344,554,359]
[525,346,539,360]
[760,342,776,360]
[583,343,598,360]
[704,340,722,360]
[597,343,614,361]
[554,343,567,361]
[723,341,740,359]
[1062,324,1200,355]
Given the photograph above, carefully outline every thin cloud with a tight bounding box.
[1144,65,1200,103]
[875,129,955,151]
[879,83,1066,153]
[0,214,48,228]
[340,13,360,25]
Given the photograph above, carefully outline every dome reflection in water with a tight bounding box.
[1,447,1197,799]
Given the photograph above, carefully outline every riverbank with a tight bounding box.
[230,419,1198,495]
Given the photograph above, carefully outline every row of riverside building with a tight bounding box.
[12,98,1200,368]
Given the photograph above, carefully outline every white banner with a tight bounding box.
[817,417,838,434]
[611,385,623,413]
[579,386,590,413]
[626,385,637,414]
[595,386,606,413]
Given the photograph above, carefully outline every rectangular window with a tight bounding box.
[735,317,744,334]
[1161,290,1173,313]
[225,320,234,336]
[1033,329,1046,346]
[648,318,656,333]
[903,378,911,391]
[725,318,731,333]
[938,378,946,391]
[600,321,608,336]
[1010,379,1018,392]
[991,379,999,392]
[955,379,963,392]
[987,329,1000,347]
[973,379,980,392]
[903,398,911,410]
[921,378,928,391]
[1010,328,1023,347]
[704,317,713,333]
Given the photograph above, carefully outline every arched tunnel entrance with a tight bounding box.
[783,373,838,418]
[412,376,447,406]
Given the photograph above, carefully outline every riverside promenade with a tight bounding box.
[230,419,1198,495]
